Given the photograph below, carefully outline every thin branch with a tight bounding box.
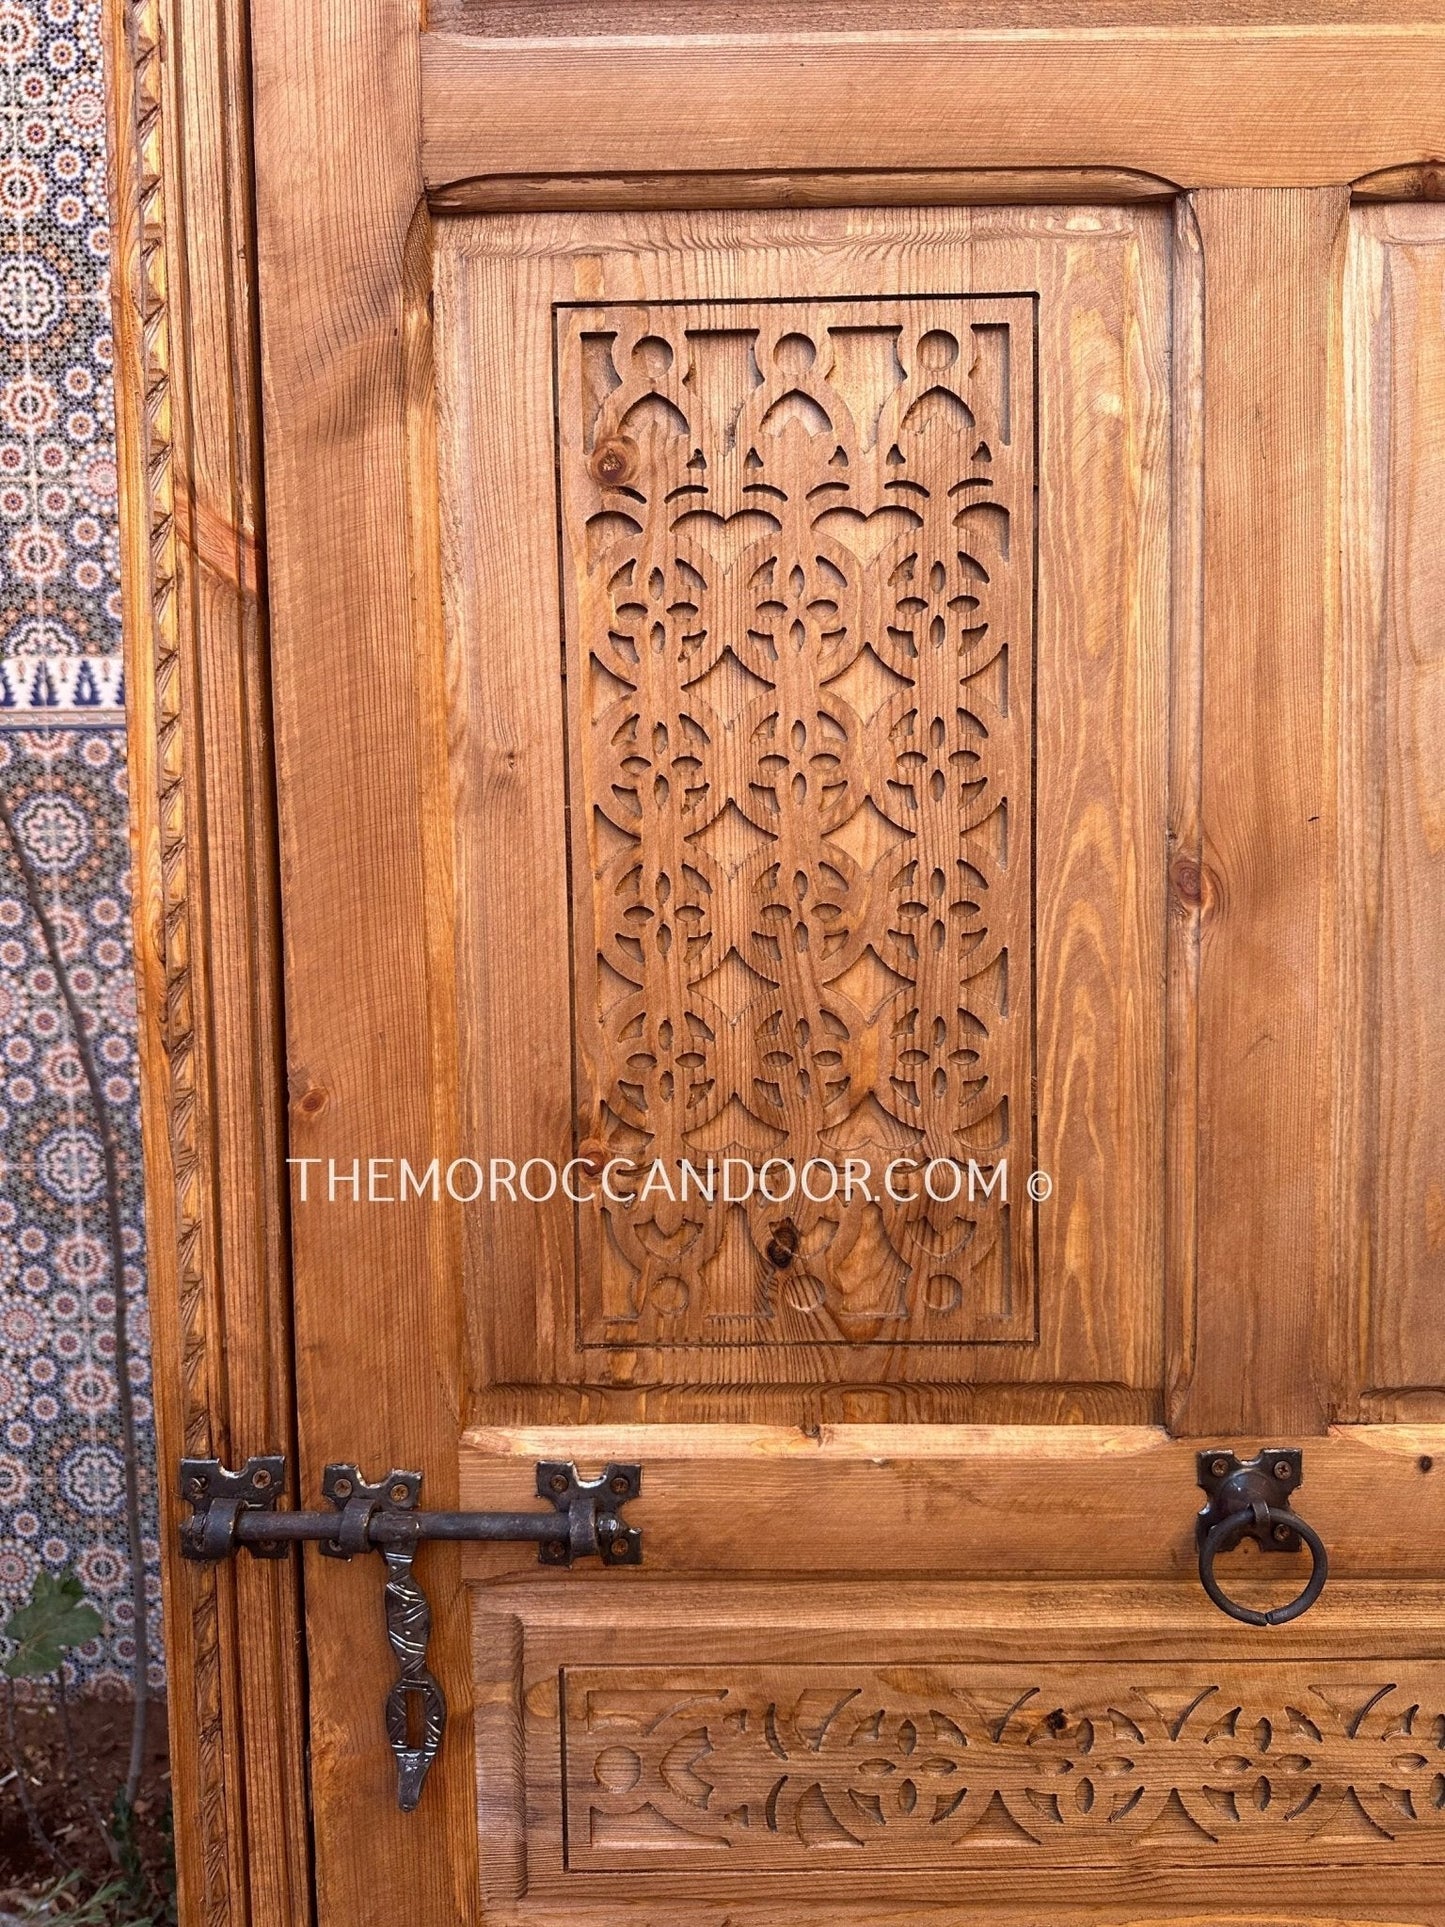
[0,1677,74,1874]
[55,1670,121,1864]
[0,785,150,1805]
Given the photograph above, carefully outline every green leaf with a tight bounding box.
[1,1567,104,1679]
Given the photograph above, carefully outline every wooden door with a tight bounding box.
[111,6,1445,1925]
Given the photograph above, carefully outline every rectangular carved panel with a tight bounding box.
[556,299,1036,1350]
[562,1662,1445,1870]
[439,207,1171,1414]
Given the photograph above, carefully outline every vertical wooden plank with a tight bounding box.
[1172,187,1348,1439]
[1164,201,1206,1432]
[109,0,310,1921]
[1339,205,1445,1419]
[249,6,480,1924]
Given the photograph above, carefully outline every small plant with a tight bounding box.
[1,1572,103,1683]
[0,1573,175,1924]
[0,1868,171,1925]
[3,1872,121,1924]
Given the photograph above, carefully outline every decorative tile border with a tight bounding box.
[0,0,123,727]
[0,723,158,1690]
[0,0,157,1696]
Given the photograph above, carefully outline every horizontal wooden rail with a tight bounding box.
[460,1423,1445,1580]
[422,28,1445,194]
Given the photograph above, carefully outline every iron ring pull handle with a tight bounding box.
[1194,1449,1329,1627]
[1197,1502,1329,1627]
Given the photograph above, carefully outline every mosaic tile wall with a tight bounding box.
[0,0,161,1693]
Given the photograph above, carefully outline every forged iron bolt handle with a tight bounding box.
[1194,1448,1328,1628]
[178,1454,642,1808]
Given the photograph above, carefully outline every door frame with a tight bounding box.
[109,3,308,1925]
[108,5,1445,1923]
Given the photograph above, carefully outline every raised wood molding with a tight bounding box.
[420,28,1445,194]
[437,0,1445,26]
[107,2,308,1923]
[428,164,1175,214]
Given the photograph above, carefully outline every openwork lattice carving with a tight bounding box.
[563,1666,1445,1868]
[556,299,1036,1347]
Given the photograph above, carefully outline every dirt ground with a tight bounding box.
[0,1693,172,1922]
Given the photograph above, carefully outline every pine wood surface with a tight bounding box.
[463,1579,1445,1919]
[460,1421,1445,1578]
[108,2,309,1924]
[436,204,1172,1421]
[249,3,480,1922]
[434,0,1445,24]
[114,2,1445,1921]
[420,28,1445,193]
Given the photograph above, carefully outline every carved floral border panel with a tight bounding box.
[555,297,1037,1353]
[561,1663,1445,1870]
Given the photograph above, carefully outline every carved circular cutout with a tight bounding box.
[647,1275,690,1315]
[916,328,960,371]
[594,1746,643,1793]
[923,1273,963,1313]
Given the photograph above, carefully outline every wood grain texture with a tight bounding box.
[1339,205,1445,1420]
[428,166,1175,215]
[435,205,1170,1420]
[108,2,308,1922]
[420,28,1445,193]
[462,1574,1445,1921]
[560,1662,1445,1868]
[131,6,1445,1920]
[460,1422,1445,1580]
[434,0,1445,26]
[1171,189,1348,1439]
[557,294,1035,1349]
[249,6,479,1923]
[1355,161,1445,201]
[1164,204,1207,1435]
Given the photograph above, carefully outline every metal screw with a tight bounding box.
[185,1477,205,1499]
[251,1468,273,1491]
[609,1475,630,1496]
[1273,1460,1293,1482]
[1273,1522,1292,1543]
[1210,1457,1230,1478]
[332,1477,353,1498]
[611,1538,630,1558]
[389,1483,410,1505]
[548,1472,569,1495]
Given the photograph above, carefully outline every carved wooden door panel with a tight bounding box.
[119,7,1445,1927]
[447,219,1165,1419]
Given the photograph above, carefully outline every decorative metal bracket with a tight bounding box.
[1195,1448,1328,1627]
[178,1456,642,1809]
